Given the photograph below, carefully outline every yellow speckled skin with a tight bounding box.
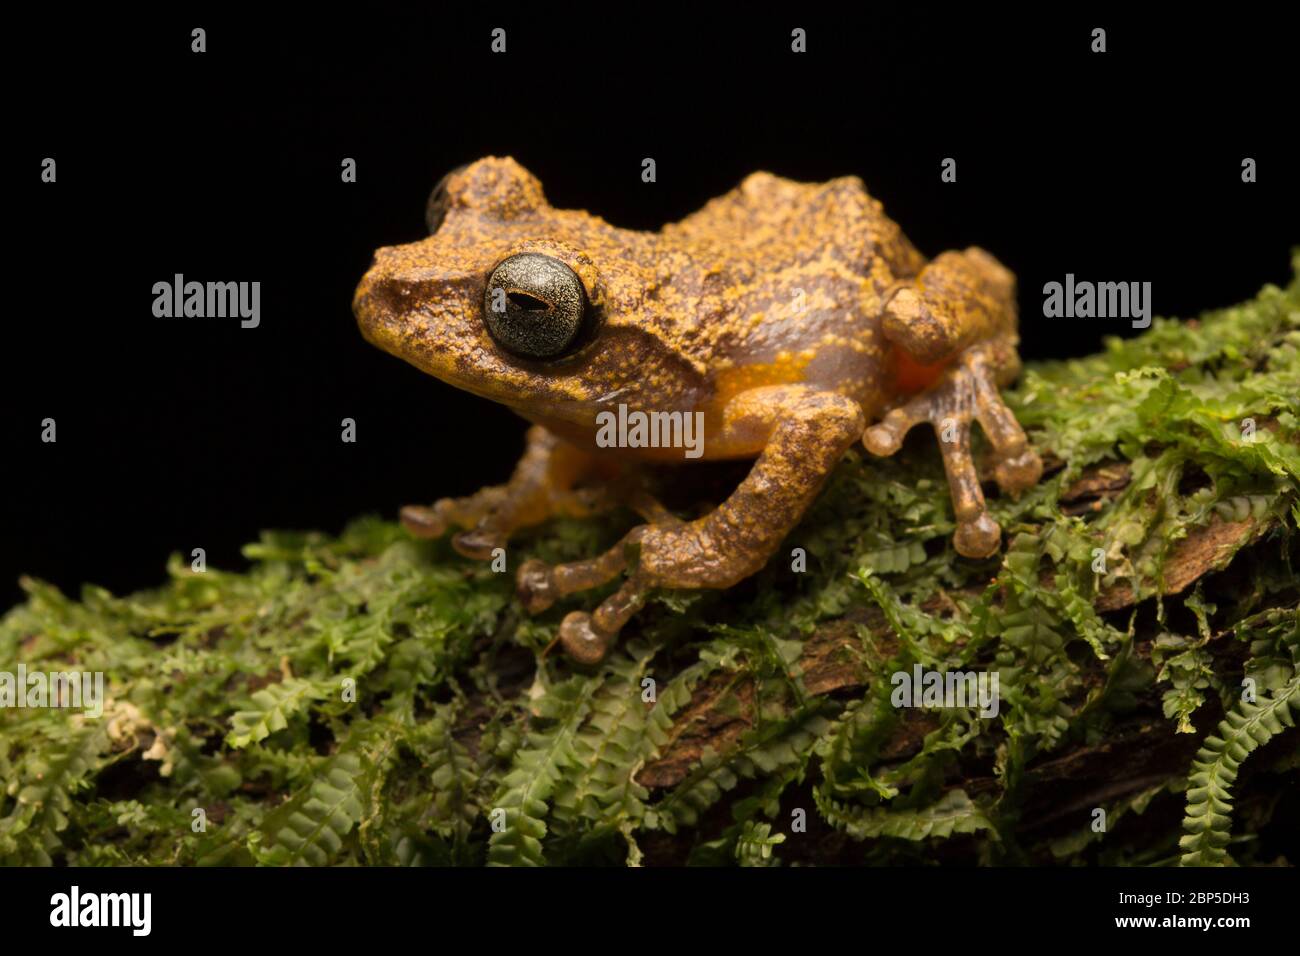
[354,157,1042,663]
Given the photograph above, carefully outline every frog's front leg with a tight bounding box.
[401,424,629,559]
[518,387,865,663]
[866,247,1043,558]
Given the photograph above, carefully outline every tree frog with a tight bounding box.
[354,158,1042,664]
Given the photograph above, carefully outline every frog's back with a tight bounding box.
[662,172,926,411]
[665,172,924,285]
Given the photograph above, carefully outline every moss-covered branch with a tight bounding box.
[3,257,1299,867]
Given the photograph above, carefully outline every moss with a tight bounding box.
[3,256,1298,867]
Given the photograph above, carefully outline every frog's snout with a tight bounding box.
[352,255,403,350]
[354,249,461,345]
[353,243,496,390]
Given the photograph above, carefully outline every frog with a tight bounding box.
[353,157,1043,664]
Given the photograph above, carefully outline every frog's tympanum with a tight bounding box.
[354,158,1043,664]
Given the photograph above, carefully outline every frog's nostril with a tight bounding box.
[354,269,410,334]
[372,280,421,319]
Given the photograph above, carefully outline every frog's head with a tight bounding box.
[353,157,708,438]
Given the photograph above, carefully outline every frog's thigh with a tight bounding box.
[864,338,1043,558]
[401,424,622,558]
[883,247,1016,364]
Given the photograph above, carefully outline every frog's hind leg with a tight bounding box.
[400,425,625,559]
[868,247,1041,557]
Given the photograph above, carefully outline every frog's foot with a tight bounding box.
[519,387,865,663]
[401,484,614,558]
[401,425,622,559]
[518,544,651,665]
[863,340,1042,558]
[400,489,507,551]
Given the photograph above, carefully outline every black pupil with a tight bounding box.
[483,253,589,360]
[508,292,550,311]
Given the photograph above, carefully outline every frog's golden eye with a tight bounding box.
[483,253,590,360]
[426,165,467,233]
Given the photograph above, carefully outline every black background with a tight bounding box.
[9,863,1289,941]
[6,7,1297,607]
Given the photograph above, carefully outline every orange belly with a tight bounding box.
[890,344,952,393]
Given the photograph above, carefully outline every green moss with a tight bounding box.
[3,257,1298,867]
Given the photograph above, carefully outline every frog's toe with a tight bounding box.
[559,611,613,665]
[992,447,1043,495]
[954,511,1001,559]
[557,577,648,665]
[963,354,1043,496]
[863,406,925,456]
[451,527,505,560]
[516,558,558,613]
[863,381,965,462]
[400,504,447,538]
